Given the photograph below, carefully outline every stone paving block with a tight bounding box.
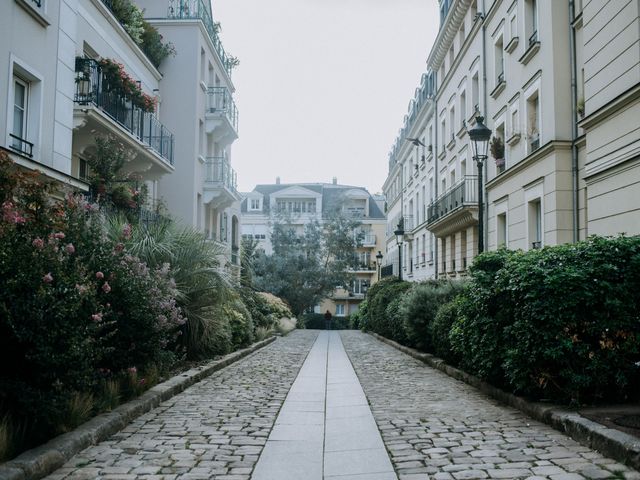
[41,332,318,480]
[340,332,640,480]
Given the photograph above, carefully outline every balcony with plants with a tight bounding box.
[166,0,239,76]
[426,175,479,237]
[205,86,239,142]
[99,0,176,68]
[74,57,175,175]
[203,156,241,208]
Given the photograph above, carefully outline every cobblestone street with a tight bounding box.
[340,332,640,480]
[40,330,640,480]
[44,331,319,480]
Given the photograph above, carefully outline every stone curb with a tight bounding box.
[0,336,278,480]
[368,332,640,472]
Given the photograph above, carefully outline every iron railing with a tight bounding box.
[497,71,505,84]
[167,0,235,75]
[9,134,34,158]
[31,0,42,7]
[360,234,377,246]
[381,264,394,278]
[74,58,174,166]
[427,175,478,224]
[205,156,238,193]
[530,135,540,152]
[207,87,239,133]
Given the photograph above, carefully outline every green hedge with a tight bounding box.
[362,237,640,405]
[300,313,352,330]
[453,237,640,404]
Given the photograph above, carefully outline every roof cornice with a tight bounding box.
[427,0,473,71]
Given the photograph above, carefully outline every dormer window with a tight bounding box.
[249,198,262,211]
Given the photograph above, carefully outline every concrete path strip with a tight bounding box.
[252,331,397,480]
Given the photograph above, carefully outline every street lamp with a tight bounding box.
[376,250,383,281]
[467,115,492,254]
[394,223,405,281]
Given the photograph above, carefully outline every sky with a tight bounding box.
[213,0,440,194]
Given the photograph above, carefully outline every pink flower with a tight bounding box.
[75,284,88,294]
[91,313,103,322]
[32,238,44,249]
[122,223,132,239]
[95,271,104,279]
[127,367,137,374]
[65,243,75,254]
[43,273,53,284]
[102,282,111,293]
[53,232,65,240]
[114,243,125,253]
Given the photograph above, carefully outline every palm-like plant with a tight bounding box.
[105,215,239,358]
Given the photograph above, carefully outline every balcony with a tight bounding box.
[9,134,34,158]
[205,87,239,143]
[360,234,377,247]
[166,0,235,75]
[519,29,540,65]
[203,156,241,208]
[426,175,479,237]
[73,58,174,174]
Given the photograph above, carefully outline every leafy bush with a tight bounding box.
[453,240,640,404]
[365,277,412,339]
[450,249,515,385]
[431,296,464,365]
[140,22,176,68]
[385,296,408,344]
[300,313,352,330]
[400,280,465,350]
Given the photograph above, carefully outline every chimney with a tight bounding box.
[276,176,281,185]
[332,177,337,185]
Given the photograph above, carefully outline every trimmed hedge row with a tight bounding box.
[300,313,353,330]
[360,236,640,405]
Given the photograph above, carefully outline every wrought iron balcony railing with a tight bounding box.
[74,58,174,166]
[205,156,238,193]
[167,0,235,75]
[206,87,239,133]
[9,134,34,158]
[427,175,478,225]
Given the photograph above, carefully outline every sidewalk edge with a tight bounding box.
[0,336,277,480]
[368,332,640,472]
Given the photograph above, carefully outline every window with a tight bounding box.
[12,77,29,155]
[460,231,467,270]
[526,0,538,44]
[200,48,206,82]
[509,14,517,41]
[79,159,88,180]
[495,122,506,173]
[528,199,542,249]
[471,73,479,117]
[495,35,504,85]
[335,304,345,316]
[449,107,455,143]
[497,213,507,247]
[526,92,540,152]
[510,108,519,137]
[460,91,466,129]
[249,198,261,210]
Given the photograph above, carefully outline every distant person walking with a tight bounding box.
[324,310,332,330]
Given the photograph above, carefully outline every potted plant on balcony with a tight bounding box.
[490,136,505,170]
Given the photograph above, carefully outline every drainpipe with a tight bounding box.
[569,0,579,242]
[433,78,439,279]
[481,0,489,253]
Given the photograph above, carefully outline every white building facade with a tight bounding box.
[1,0,242,272]
[382,0,639,280]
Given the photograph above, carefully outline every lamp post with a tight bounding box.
[394,223,405,281]
[467,115,492,254]
[376,250,383,281]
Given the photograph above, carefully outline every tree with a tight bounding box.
[252,214,361,317]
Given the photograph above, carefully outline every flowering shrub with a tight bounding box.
[99,58,157,113]
[0,152,184,452]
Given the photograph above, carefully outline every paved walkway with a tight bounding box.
[252,331,396,480]
[41,330,640,480]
